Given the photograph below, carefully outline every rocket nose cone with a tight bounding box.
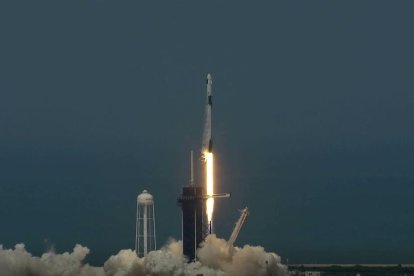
[207,73,212,80]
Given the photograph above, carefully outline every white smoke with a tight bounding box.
[0,236,288,276]
[0,243,104,276]
[197,235,287,276]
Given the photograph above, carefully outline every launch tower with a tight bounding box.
[178,186,205,261]
[178,151,205,261]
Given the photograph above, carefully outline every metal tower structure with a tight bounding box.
[228,207,249,246]
[178,185,205,262]
[178,151,204,262]
[135,190,156,257]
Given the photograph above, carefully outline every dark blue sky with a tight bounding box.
[0,1,413,264]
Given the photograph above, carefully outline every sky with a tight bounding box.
[0,0,413,265]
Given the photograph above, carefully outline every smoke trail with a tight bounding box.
[0,236,288,276]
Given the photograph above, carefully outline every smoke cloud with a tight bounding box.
[0,236,287,276]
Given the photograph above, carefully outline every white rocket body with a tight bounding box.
[202,74,213,154]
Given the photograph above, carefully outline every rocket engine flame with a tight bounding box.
[205,151,214,224]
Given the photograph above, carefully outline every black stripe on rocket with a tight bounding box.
[208,94,212,151]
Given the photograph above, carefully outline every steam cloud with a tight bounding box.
[0,235,288,276]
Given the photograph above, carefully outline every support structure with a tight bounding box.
[228,207,249,247]
[178,186,205,262]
